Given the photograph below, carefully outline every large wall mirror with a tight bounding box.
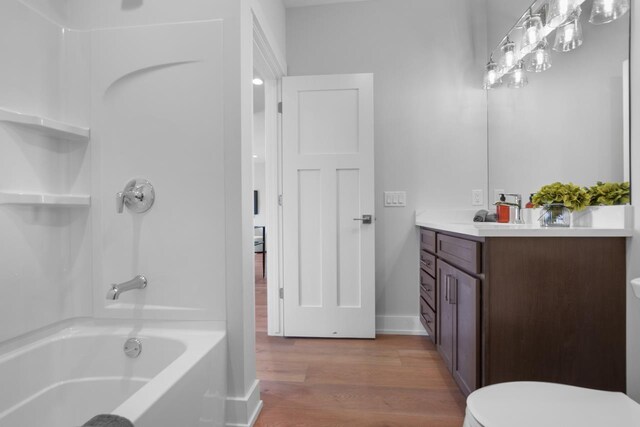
[486,0,630,203]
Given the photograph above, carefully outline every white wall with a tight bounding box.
[627,0,640,403]
[0,0,92,343]
[90,20,227,321]
[286,0,488,330]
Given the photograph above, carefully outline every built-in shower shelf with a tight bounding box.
[0,108,90,141]
[0,192,91,206]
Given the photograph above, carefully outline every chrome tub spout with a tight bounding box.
[107,275,147,300]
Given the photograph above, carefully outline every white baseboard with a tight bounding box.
[226,379,263,427]
[376,315,428,336]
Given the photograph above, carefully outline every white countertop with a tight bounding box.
[415,206,633,237]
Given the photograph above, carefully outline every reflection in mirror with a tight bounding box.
[486,0,630,204]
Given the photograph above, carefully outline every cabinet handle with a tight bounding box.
[449,277,457,305]
[445,275,450,302]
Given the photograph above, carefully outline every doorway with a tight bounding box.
[253,71,267,333]
[252,21,285,336]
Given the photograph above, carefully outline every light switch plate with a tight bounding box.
[384,191,406,207]
[471,189,483,206]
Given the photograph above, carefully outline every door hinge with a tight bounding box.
[278,195,283,206]
[277,102,282,114]
[279,288,284,299]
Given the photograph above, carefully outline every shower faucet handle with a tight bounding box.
[116,179,155,214]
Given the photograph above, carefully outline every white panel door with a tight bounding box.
[282,74,375,338]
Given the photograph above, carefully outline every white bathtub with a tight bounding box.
[0,319,226,427]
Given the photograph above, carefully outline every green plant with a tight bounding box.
[532,182,590,211]
[587,181,630,206]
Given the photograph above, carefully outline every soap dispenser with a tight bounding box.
[525,193,535,209]
[497,194,510,223]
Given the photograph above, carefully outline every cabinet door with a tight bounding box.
[437,261,454,372]
[451,266,480,396]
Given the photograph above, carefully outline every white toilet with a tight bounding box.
[463,382,640,427]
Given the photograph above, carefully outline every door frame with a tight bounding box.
[253,14,285,336]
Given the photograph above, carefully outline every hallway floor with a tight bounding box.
[253,255,466,426]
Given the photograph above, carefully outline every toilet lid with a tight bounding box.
[467,382,640,427]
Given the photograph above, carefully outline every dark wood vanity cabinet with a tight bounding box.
[418,227,626,397]
[437,259,480,397]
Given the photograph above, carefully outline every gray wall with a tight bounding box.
[286,0,488,326]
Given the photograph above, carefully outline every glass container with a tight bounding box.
[539,203,571,227]
[522,13,544,48]
[553,8,583,52]
[499,39,517,73]
[589,0,630,25]
[526,38,552,72]
[547,0,580,29]
[483,60,502,89]
[507,60,528,89]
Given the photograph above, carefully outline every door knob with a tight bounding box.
[353,214,373,224]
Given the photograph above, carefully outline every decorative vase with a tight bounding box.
[540,203,570,227]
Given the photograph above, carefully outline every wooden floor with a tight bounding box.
[253,255,466,426]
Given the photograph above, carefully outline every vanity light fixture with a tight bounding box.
[547,0,580,29]
[483,0,626,90]
[252,77,264,85]
[522,8,544,48]
[589,0,630,25]
[483,57,502,89]
[507,60,529,89]
[553,6,583,52]
[526,38,552,72]
[499,38,517,73]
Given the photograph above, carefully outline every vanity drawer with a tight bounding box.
[420,250,436,277]
[420,269,436,310]
[420,297,436,341]
[420,228,436,253]
[437,234,481,274]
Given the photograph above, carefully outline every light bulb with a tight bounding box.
[514,71,522,84]
[602,0,614,15]
[252,78,264,85]
[505,51,514,67]
[507,61,528,89]
[488,70,497,85]
[565,25,575,40]
[522,13,543,48]
[483,60,502,90]
[499,39,517,72]
[526,38,552,72]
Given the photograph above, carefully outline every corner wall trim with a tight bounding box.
[226,379,262,427]
[376,315,428,336]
